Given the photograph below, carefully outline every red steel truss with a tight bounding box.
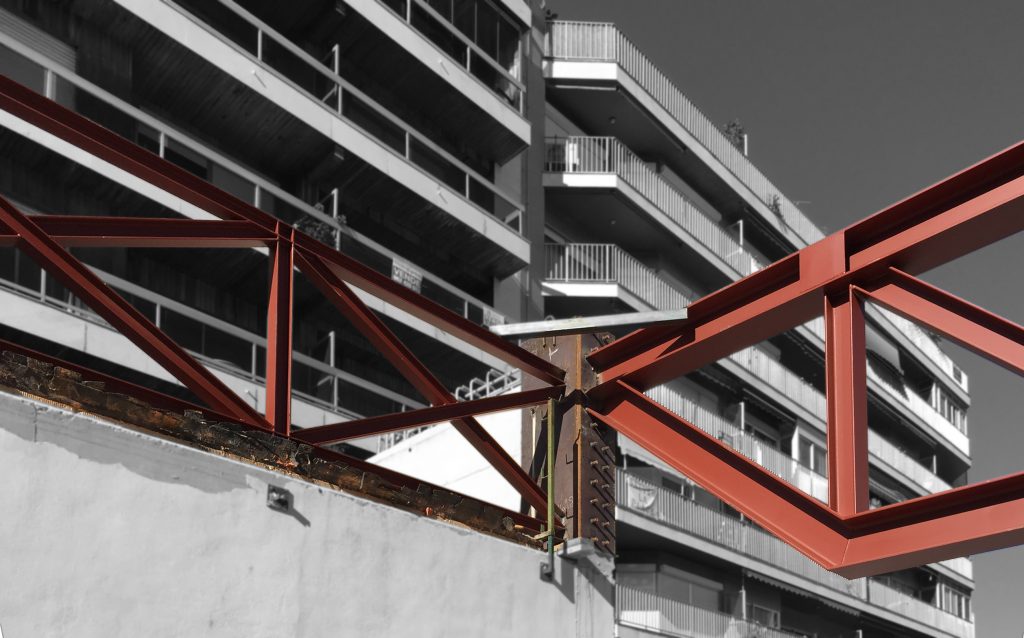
[587,137,1024,577]
[0,74,565,518]
[5,67,1024,577]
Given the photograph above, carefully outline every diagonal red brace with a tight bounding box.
[0,195,267,428]
[294,249,555,514]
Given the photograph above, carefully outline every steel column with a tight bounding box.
[266,226,295,435]
[824,289,868,515]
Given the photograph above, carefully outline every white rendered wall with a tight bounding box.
[371,402,525,511]
[0,392,613,638]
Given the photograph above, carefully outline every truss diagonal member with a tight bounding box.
[296,235,566,387]
[586,380,848,570]
[0,75,275,229]
[863,268,1024,377]
[294,385,565,445]
[0,196,268,428]
[294,249,554,514]
[824,289,869,516]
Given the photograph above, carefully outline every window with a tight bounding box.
[798,437,828,477]
[931,384,968,434]
[747,604,781,629]
[939,583,971,620]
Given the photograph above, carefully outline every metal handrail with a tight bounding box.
[0,34,507,330]
[545,21,825,247]
[0,257,425,414]
[646,386,829,503]
[169,0,525,226]
[403,0,525,102]
[619,470,975,638]
[544,242,692,311]
[545,136,762,277]
[544,23,969,393]
[616,584,805,638]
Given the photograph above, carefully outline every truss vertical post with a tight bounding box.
[824,289,869,516]
[266,226,295,436]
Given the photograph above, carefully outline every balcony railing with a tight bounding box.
[544,22,970,402]
[867,364,969,452]
[726,346,960,491]
[616,585,803,638]
[619,471,974,638]
[643,386,970,584]
[545,21,825,247]
[0,38,508,333]
[167,0,524,228]
[869,580,974,638]
[545,243,692,311]
[545,137,762,277]
[646,386,829,503]
[378,0,526,112]
[874,305,968,392]
[0,252,426,421]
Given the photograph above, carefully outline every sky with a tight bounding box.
[544,0,1024,634]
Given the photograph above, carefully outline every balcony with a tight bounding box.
[725,346,964,489]
[544,21,824,251]
[644,386,828,503]
[96,0,529,280]
[543,22,969,397]
[0,259,427,450]
[228,0,530,154]
[544,136,761,281]
[616,585,802,638]
[618,470,975,638]
[639,387,972,585]
[0,40,510,338]
[544,243,692,313]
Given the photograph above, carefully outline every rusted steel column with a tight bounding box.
[522,333,617,553]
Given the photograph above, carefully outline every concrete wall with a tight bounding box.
[0,392,613,638]
[370,402,524,512]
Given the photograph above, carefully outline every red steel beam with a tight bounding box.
[0,195,268,428]
[294,250,555,514]
[297,236,565,387]
[589,140,1024,390]
[0,217,274,248]
[824,289,869,516]
[587,381,850,568]
[863,267,1024,377]
[294,384,565,445]
[265,227,295,436]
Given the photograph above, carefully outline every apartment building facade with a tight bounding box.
[0,1,975,637]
